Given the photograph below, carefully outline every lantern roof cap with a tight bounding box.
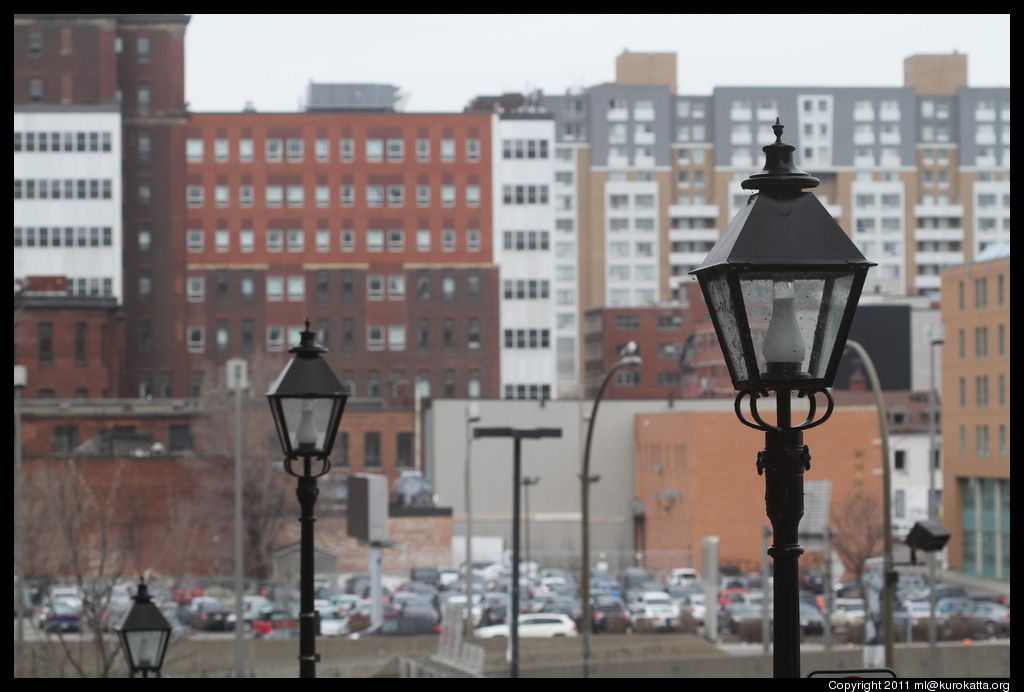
[742,118,820,193]
[691,192,875,273]
[267,319,346,398]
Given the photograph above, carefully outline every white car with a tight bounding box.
[318,606,349,636]
[475,613,577,638]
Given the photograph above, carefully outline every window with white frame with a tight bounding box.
[186,185,204,208]
[187,326,205,353]
[287,185,303,207]
[417,184,430,206]
[266,229,284,252]
[214,138,228,162]
[442,229,456,251]
[387,185,404,206]
[316,229,330,252]
[467,229,480,251]
[215,185,229,207]
[417,138,430,162]
[367,185,383,207]
[417,228,431,252]
[387,138,404,162]
[287,275,304,301]
[239,138,253,162]
[266,276,284,301]
[267,326,285,351]
[266,185,283,207]
[240,229,254,252]
[441,185,455,206]
[388,325,406,351]
[286,138,303,162]
[187,276,205,302]
[441,138,455,162]
[287,229,304,252]
[387,229,404,251]
[367,229,384,252]
[367,325,385,350]
[240,184,253,207]
[466,184,480,206]
[388,275,405,300]
[215,229,229,252]
[467,138,480,161]
[316,185,329,207]
[366,139,383,162]
[186,138,204,162]
[340,184,355,206]
[266,138,283,162]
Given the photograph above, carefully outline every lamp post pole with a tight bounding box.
[522,476,540,572]
[14,365,26,677]
[464,403,480,637]
[266,321,347,679]
[690,121,873,677]
[927,336,943,655]
[845,340,894,669]
[581,341,641,678]
[227,358,248,678]
[473,427,562,679]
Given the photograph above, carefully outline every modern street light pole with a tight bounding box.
[14,365,27,678]
[521,476,541,571]
[267,321,348,678]
[845,339,895,669]
[580,341,641,678]
[473,426,562,679]
[464,402,480,637]
[691,120,873,678]
[227,358,248,678]
[926,335,944,654]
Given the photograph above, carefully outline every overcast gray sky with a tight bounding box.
[185,14,1010,113]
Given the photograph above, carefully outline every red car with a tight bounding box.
[172,580,204,605]
[252,610,299,638]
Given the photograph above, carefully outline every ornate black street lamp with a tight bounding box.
[117,579,172,678]
[267,321,348,678]
[690,120,874,678]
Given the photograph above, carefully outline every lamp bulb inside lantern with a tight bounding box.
[763,280,805,366]
[296,400,318,449]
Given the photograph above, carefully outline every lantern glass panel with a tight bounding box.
[278,396,337,454]
[738,270,855,380]
[123,629,167,670]
[705,272,749,382]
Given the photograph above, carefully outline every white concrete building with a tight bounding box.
[493,114,560,400]
[14,106,123,302]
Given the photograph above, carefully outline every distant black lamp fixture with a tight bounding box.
[118,578,171,678]
[690,119,874,678]
[266,320,348,678]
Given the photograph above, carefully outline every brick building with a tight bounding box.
[181,110,500,404]
[940,249,1010,580]
[634,402,886,574]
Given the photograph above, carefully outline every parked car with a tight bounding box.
[475,613,577,639]
[830,598,866,633]
[631,591,680,632]
[719,603,762,635]
[410,567,441,588]
[349,611,440,638]
[40,600,80,633]
[317,606,349,637]
[192,601,233,631]
[252,609,299,638]
[591,597,631,633]
[678,593,706,625]
[799,602,825,635]
[669,568,700,587]
[172,580,204,605]
[964,602,1010,638]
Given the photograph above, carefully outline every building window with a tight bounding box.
[396,432,414,467]
[364,432,381,467]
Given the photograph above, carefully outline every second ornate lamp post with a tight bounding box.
[690,120,874,678]
[267,321,348,678]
